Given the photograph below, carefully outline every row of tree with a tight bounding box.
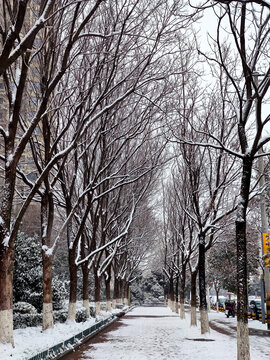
[0,0,194,346]
[1,2,270,360]
[158,2,270,360]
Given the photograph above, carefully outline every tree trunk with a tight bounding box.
[169,276,174,311]
[41,192,54,331]
[174,276,179,314]
[128,287,131,306]
[236,219,250,360]
[42,254,54,331]
[0,175,16,345]
[215,287,219,312]
[190,270,197,327]
[163,275,167,305]
[119,278,124,304]
[105,272,112,312]
[40,183,54,331]
[82,264,90,317]
[180,266,186,319]
[0,246,14,346]
[67,249,77,320]
[94,271,101,315]
[112,277,119,309]
[199,233,209,334]
[124,281,129,306]
[236,157,252,360]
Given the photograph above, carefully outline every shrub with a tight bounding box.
[13,302,38,314]
[75,307,88,323]
[54,309,68,323]
[14,313,43,329]
[13,232,68,313]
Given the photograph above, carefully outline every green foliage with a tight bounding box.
[13,233,43,311]
[13,302,38,314]
[13,232,68,313]
[208,232,260,294]
[14,313,43,329]
[13,308,89,329]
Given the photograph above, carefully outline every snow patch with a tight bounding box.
[2,235,9,247]
[41,245,53,256]
[6,153,14,167]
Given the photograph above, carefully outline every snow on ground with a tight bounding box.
[0,306,122,360]
[0,306,269,360]
[80,307,270,360]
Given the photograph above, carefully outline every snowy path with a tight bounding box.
[1,306,269,359]
[61,306,270,360]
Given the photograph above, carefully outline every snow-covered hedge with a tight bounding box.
[14,313,43,329]
[53,308,88,323]
[13,302,91,329]
[75,307,88,323]
[13,302,38,314]
[13,302,41,329]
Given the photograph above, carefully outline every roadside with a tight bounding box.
[0,305,127,360]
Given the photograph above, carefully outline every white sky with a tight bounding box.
[196,4,270,146]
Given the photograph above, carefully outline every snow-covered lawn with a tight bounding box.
[0,308,120,360]
[0,306,269,360]
[79,307,269,360]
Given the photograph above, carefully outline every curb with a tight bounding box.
[28,306,135,360]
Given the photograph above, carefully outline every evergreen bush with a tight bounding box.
[14,232,68,313]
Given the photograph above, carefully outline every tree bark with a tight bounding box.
[215,286,220,312]
[169,276,174,311]
[119,278,124,304]
[0,171,16,345]
[41,191,54,331]
[198,233,209,334]
[174,276,179,314]
[67,248,77,321]
[112,276,119,309]
[42,254,54,330]
[0,246,14,346]
[236,157,252,360]
[105,271,112,312]
[82,264,90,317]
[124,281,129,306]
[180,265,186,319]
[94,271,101,315]
[190,269,198,327]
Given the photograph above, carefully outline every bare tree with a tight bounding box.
[189,1,270,357]
[0,0,108,344]
[0,0,193,344]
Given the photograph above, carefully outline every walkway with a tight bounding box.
[60,306,270,360]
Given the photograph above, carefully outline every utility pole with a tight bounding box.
[254,71,270,329]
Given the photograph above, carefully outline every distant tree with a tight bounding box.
[208,218,260,295]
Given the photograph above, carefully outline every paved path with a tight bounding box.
[61,306,190,360]
[60,306,269,360]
